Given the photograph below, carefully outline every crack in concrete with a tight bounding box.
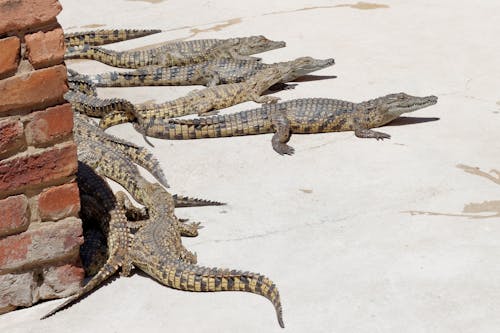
[189,215,351,246]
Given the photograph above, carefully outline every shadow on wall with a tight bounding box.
[405,164,500,219]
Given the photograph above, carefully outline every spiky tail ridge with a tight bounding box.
[141,261,284,328]
[65,90,135,118]
[67,75,97,96]
[64,29,162,47]
[41,256,122,319]
[120,145,170,189]
[172,194,225,207]
[137,109,274,140]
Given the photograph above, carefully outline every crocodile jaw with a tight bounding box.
[281,57,335,82]
[369,93,438,123]
[387,94,438,117]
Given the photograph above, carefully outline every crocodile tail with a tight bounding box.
[89,69,158,87]
[146,261,284,328]
[64,29,162,47]
[41,256,121,319]
[68,73,98,96]
[90,66,166,87]
[137,109,273,140]
[122,146,170,189]
[90,70,149,87]
[99,110,136,129]
[90,65,198,87]
[65,90,135,118]
[65,45,153,69]
[172,194,225,207]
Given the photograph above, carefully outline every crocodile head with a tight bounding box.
[250,67,286,92]
[277,57,335,82]
[365,93,438,124]
[235,35,286,55]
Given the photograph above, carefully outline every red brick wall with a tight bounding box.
[0,0,83,314]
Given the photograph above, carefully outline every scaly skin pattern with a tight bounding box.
[65,90,135,118]
[41,162,134,319]
[89,56,335,87]
[129,182,285,328]
[76,137,155,204]
[67,72,98,96]
[44,178,281,326]
[74,112,170,189]
[75,124,223,208]
[78,192,216,277]
[64,35,286,69]
[137,93,439,155]
[99,66,287,129]
[64,29,162,48]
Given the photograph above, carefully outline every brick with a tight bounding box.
[0,36,20,79]
[0,0,62,35]
[25,103,73,147]
[0,142,77,196]
[0,217,83,273]
[0,271,35,313]
[0,194,29,237]
[39,259,83,299]
[0,118,25,159]
[0,258,83,313]
[38,182,80,221]
[0,65,68,114]
[0,230,31,269]
[25,27,65,69]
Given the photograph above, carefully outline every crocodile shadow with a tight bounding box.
[292,74,338,82]
[386,116,440,126]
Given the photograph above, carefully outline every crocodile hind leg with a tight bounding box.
[354,128,391,140]
[178,219,202,237]
[197,64,222,87]
[179,246,197,264]
[271,112,294,155]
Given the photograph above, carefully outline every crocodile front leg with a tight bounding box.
[354,128,391,140]
[253,94,281,104]
[271,112,294,155]
[197,65,222,87]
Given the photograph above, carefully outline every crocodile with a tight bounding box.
[64,29,162,48]
[79,189,205,278]
[99,66,288,129]
[135,93,439,155]
[74,112,169,189]
[88,56,335,88]
[74,113,224,207]
[65,35,286,69]
[44,177,283,327]
[129,182,285,327]
[41,162,135,319]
